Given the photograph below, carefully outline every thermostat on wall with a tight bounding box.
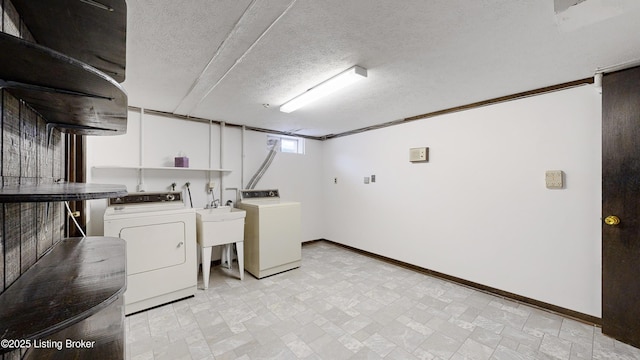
[545,170,564,189]
[410,147,429,162]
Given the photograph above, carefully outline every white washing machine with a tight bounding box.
[104,192,196,315]
[238,189,301,279]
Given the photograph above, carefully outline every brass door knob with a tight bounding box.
[604,215,621,226]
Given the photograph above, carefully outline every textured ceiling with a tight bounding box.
[122,0,640,138]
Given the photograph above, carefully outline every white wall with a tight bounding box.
[322,85,602,317]
[86,110,324,244]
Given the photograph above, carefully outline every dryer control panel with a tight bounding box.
[240,189,279,200]
[109,192,183,206]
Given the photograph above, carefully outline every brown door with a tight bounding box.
[602,65,640,347]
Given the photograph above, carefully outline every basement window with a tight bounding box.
[267,135,305,154]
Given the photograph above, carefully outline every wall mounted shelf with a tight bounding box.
[0,32,127,135]
[0,237,126,357]
[11,0,127,83]
[93,166,233,172]
[0,183,127,203]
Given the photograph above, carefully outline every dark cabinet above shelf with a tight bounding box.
[0,183,127,203]
[0,32,128,135]
[11,0,127,83]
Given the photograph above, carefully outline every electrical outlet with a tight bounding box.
[208,181,216,190]
[364,176,370,184]
[545,170,563,189]
[371,175,376,182]
[334,177,337,184]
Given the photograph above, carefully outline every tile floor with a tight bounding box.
[126,241,640,360]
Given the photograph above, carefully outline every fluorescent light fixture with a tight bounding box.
[280,66,367,113]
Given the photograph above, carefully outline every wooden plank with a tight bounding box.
[20,202,36,274]
[52,130,62,181]
[36,114,52,179]
[53,202,63,245]
[2,176,19,186]
[1,89,4,292]
[2,91,20,177]
[3,348,22,359]
[3,203,21,286]
[0,204,4,292]
[19,15,35,43]
[19,179,38,275]
[36,203,53,259]
[21,101,37,178]
[2,0,20,37]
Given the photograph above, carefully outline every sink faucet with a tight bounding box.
[206,199,220,209]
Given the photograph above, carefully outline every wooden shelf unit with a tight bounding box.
[0,32,127,135]
[0,1,129,358]
[0,237,126,359]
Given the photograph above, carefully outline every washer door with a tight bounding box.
[120,221,187,275]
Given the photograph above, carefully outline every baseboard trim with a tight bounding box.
[311,239,601,326]
[302,239,325,246]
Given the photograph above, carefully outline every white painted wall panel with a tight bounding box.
[242,131,325,242]
[322,85,602,316]
[141,112,210,168]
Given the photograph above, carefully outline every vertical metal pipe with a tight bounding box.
[220,121,225,203]
[138,108,145,192]
[241,125,245,191]
[208,120,212,188]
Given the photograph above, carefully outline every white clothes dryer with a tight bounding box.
[104,192,196,314]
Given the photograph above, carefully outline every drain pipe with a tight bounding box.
[207,120,213,205]
[209,120,213,167]
[226,126,245,205]
[137,108,145,192]
[220,121,225,204]
[241,125,245,191]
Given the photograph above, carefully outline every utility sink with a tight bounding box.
[195,206,246,286]
[196,206,246,222]
[195,206,246,247]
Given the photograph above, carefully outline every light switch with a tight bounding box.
[410,147,429,162]
[545,170,563,189]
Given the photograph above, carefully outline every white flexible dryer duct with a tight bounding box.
[246,138,279,189]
